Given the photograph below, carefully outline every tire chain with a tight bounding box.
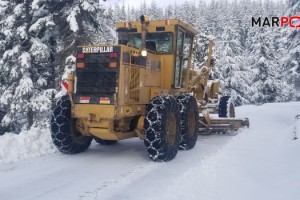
[50,96,91,154]
[51,96,74,153]
[144,95,179,161]
[176,93,192,150]
[176,93,199,150]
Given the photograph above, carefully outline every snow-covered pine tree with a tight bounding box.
[282,0,300,99]
[177,1,197,26]
[113,3,126,23]
[127,6,137,22]
[194,1,210,36]
[200,0,250,105]
[139,0,148,18]
[0,0,55,134]
[148,1,162,20]
[242,0,293,104]
[216,25,252,105]
[245,26,281,104]
[271,0,294,102]
[0,0,116,134]
[0,0,10,134]
[164,4,175,19]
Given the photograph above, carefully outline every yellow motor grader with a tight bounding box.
[51,16,249,161]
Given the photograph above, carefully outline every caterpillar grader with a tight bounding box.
[51,16,249,161]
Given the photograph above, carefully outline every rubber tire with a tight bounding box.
[94,138,118,145]
[51,96,92,154]
[218,96,235,118]
[176,94,199,150]
[144,95,180,162]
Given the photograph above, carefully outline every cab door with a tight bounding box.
[174,27,185,88]
[174,27,193,88]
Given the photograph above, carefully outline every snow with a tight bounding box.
[14,75,33,98]
[45,20,55,27]
[13,3,24,17]
[258,56,266,64]
[290,45,300,54]
[16,26,27,40]
[0,0,8,9]
[29,38,50,62]
[0,102,300,200]
[29,16,54,33]
[62,55,76,81]
[67,6,80,33]
[31,89,54,114]
[0,89,12,106]
[0,128,56,165]
[81,1,95,12]
[2,29,12,38]
[5,15,15,28]
[19,52,31,70]
[158,105,300,200]
[37,77,47,87]
[3,45,19,60]
[31,0,46,10]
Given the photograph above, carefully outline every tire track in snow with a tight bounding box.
[78,162,159,200]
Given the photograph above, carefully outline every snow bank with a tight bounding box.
[0,128,56,166]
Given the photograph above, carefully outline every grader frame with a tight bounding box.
[51,16,249,161]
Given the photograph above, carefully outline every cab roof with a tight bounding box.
[116,19,198,35]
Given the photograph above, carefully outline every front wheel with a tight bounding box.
[144,95,180,162]
[51,96,92,154]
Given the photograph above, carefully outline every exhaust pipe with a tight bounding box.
[140,15,148,50]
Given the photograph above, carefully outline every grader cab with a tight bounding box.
[51,16,249,161]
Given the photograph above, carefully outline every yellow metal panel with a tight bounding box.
[73,104,116,119]
[89,128,136,140]
[84,118,110,128]
[117,105,146,117]
[118,45,126,105]
[74,104,146,120]
[160,55,175,90]
[119,45,163,105]
[150,88,162,100]
[138,87,151,104]
[142,67,161,87]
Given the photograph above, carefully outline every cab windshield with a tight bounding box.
[128,32,173,54]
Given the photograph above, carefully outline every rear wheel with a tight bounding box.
[218,96,235,118]
[94,138,118,145]
[144,95,180,162]
[51,96,92,154]
[177,94,199,150]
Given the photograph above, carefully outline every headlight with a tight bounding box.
[141,49,148,57]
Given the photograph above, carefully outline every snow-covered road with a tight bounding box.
[0,134,234,200]
[1,102,300,200]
